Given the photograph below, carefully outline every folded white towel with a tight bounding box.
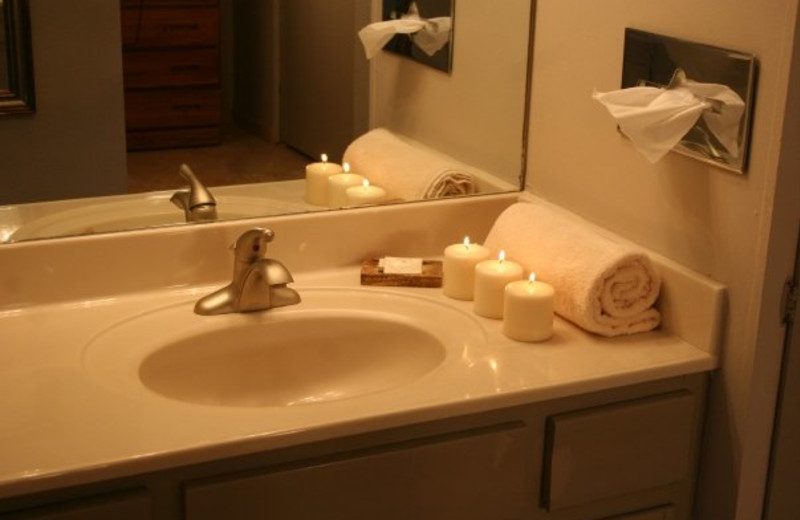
[343,128,477,201]
[485,202,661,337]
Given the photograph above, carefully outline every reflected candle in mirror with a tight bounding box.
[503,273,555,342]
[305,154,344,206]
[328,164,366,208]
[442,236,491,300]
[345,179,386,207]
[473,250,524,319]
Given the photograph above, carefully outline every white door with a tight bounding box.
[279,0,370,161]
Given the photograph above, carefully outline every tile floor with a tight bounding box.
[126,127,310,194]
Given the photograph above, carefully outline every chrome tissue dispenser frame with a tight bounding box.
[194,228,301,315]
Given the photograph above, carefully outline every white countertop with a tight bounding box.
[0,266,717,500]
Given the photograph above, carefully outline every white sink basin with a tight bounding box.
[82,288,486,407]
[9,193,302,241]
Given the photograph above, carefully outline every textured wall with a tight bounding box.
[0,0,127,205]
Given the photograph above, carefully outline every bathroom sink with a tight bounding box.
[82,288,486,407]
[9,193,302,241]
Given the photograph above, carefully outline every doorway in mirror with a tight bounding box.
[119,0,369,191]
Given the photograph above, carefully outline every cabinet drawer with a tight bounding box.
[1,490,151,520]
[121,0,217,7]
[185,423,534,520]
[124,88,220,130]
[123,49,219,88]
[126,126,221,150]
[543,391,695,511]
[610,506,675,520]
[121,7,219,48]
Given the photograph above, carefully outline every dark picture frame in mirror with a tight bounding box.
[0,0,35,116]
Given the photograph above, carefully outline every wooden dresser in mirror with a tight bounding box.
[120,0,221,150]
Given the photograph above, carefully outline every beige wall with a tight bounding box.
[372,0,531,187]
[526,1,800,518]
[0,0,127,205]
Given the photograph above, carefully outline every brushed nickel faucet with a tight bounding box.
[195,228,301,315]
[171,164,218,223]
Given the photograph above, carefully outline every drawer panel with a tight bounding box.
[123,49,219,88]
[543,391,695,511]
[126,127,220,150]
[185,423,534,520]
[1,490,151,520]
[121,1,217,7]
[124,88,220,130]
[610,506,676,520]
[121,7,219,48]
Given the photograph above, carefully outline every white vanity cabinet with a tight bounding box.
[185,424,535,520]
[0,375,706,520]
[0,491,151,520]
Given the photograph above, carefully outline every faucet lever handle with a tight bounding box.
[233,228,275,262]
[178,164,217,209]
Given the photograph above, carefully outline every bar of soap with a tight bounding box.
[379,256,423,274]
[361,258,443,287]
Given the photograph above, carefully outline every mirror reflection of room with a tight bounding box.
[122,0,367,194]
[0,0,532,243]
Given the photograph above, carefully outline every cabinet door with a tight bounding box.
[543,392,695,511]
[186,423,534,520]
[0,491,151,520]
[278,0,369,160]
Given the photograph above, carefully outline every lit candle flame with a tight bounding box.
[463,236,471,249]
[343,162,351,173]
[321,153,328,163]
[529,273,537,283]
[498,250,506,263]
[362,179,370,188]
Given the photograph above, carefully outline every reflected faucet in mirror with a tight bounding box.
[170,164,218,223]
[194,228,301,316]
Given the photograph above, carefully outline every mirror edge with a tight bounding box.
[519,0,536,190]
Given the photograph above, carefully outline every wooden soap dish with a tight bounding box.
[360,259,443,288]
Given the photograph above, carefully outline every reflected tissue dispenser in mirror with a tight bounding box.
[594,29,757,173]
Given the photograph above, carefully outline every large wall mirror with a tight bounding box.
[0,0,534,243]
[0,0,36,116]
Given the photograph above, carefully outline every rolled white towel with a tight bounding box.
[343,128,477,201]
[484,202,661,337]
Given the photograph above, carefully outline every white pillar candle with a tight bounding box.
[503,273,555,342]
[305,154,344,206]
[345,179,386,206]
[473,251,524,319]
[443,236,491,300]
[328,164,366,208]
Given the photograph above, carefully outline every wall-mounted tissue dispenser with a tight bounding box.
[380,0,454,72]
[620,28,757,173]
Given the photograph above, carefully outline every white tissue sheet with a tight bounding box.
[358,14,451,59]
[685,79,745,158]
[593,82,744,163]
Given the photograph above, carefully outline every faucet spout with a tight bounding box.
[194,228,301,315]
[171,164,218,222]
